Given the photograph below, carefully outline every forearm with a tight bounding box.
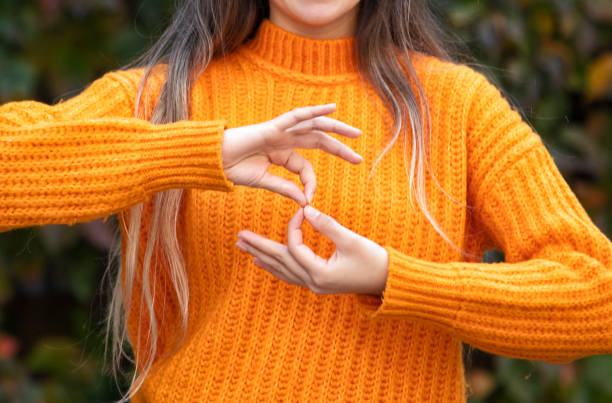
[359,241,612,364]
[1,115,232,231]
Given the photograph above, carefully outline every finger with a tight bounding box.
[239,240,304,286]
[237,232,312,285]
[237,230,286,258]
[287,208,327,271]
[287,208,305,245]
[252,257,303,287]
[303,205,354,249]
[252,250,303,286]
[288,116,362,139]
[296,132,363,164]
[282,152,316,204]
[256,171,307,206]
[273,104,337,130]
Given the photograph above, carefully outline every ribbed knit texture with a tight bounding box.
[1,19,611,402]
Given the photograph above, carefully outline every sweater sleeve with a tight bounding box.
[0,70,234,232]
[356,69,612,364]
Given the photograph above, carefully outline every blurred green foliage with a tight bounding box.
[0,0,610,402]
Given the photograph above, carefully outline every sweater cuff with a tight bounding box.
[355,246,463,322]
[139,120,235,194]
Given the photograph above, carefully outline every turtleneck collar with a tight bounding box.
[241,18,358,77]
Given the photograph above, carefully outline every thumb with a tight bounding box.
[303,206,353,249]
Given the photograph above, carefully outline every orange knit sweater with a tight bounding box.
[1,20,611,402]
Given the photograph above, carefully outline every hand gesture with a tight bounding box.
[235,206,389,296]
[221,104,362,206]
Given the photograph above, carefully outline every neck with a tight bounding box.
[268,7,358,40]
[242,19,358,77]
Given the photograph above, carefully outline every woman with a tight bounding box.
[1,0,611,401]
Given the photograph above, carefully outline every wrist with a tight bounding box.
[221,127,244,170]
[221,125,263,170]
[369,243,389,296]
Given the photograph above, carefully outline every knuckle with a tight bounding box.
[282,152,293,166]
[319,214,334,228]
[287,242,298,255]
[270,261,284,273]
[292,107,306,118]
[281,182,294,196]
[309,118,317,131]
[262,257,277,270]
[269,151,284,164]
[272,122,284,134]
[263,122,280,140]
[273,247,287,262]
[304,159,313,171]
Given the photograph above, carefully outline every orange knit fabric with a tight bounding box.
[1,19,611,402]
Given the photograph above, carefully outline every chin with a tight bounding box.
[272,0,360,27]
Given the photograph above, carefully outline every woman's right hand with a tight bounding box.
[221,104,362,206]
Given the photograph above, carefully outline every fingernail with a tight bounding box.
[236,241,247,252]
[304,205,320,220]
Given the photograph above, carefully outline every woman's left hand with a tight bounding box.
[235,206,389,296]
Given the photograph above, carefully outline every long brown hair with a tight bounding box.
[103,1,469,401]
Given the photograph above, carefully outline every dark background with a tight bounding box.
[0,0,611,401]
